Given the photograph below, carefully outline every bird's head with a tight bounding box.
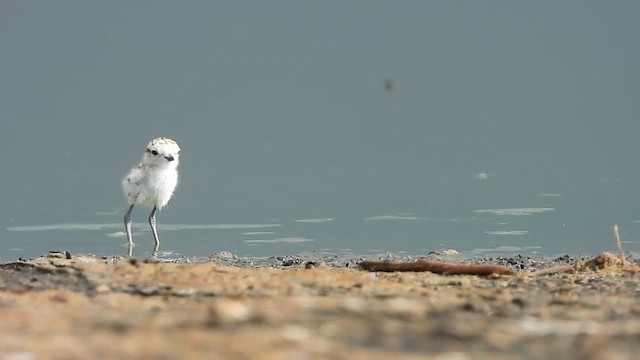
[142,137,181,168]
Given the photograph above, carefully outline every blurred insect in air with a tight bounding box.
[384,78,395,94]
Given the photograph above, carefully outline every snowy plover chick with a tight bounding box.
[122,137,180,253]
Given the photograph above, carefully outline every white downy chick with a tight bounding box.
[122,137,180,253]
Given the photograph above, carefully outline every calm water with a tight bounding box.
[4,186,640,260]
[2,2,640,260]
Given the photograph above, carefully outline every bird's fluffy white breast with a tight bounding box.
[122,163,179,209]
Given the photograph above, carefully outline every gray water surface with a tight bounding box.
[2,2,640,260]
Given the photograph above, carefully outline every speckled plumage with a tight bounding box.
[122,137,180,253]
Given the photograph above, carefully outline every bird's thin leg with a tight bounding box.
[149,206,160,249]
[124,204,135,246]
[152,242,159,259]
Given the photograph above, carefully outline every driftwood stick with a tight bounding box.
[359,259,515,276]
[360,252,639,277]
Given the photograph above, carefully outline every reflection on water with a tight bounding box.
[294,218,334,223]
[466,246,543,255]
[485,230,528,235]
[473,208,555,216]
[244,237,315,244]
[364,213,428,221]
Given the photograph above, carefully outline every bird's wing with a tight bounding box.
[123,166,148,202]
[129,166,148,185]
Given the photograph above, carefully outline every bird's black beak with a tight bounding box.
[165,155,175,162]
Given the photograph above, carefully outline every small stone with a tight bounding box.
[213,251,234,260]
[3,352,35,360]
[280,325,311,342]
[211,300,252,324]
[305,261,327,269]
[441,249,459,257]
[173,288,197,297]
[47,251,69,259]
[95,284,111,293]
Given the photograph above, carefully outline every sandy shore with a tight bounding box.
[1,251,639,359]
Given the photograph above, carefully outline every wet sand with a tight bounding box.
[1,251,639,359]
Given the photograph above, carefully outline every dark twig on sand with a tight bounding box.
[359,259,515,276]
[360,250,640,277]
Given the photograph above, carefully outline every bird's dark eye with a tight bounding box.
[151,150,158,156]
